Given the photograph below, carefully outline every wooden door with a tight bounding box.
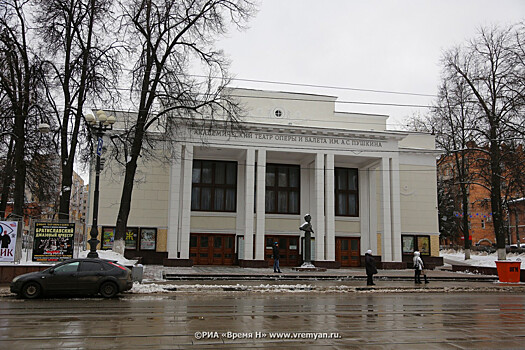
[265,235,300,266]
[336,237,361,267]
[190,234,235,265]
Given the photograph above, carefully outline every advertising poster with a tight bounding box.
[125,228,138,250]
[102,227,114,250]
[0,221,18,262]
[33,222,75,262]
[140,228,156,250]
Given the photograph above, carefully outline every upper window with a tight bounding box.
[192,160,237,212]
[265,164,300,214]
[335,168,359,216]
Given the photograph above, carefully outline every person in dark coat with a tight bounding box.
[365,249,377,286]
[1,226,11,248]
[272,242,282,273]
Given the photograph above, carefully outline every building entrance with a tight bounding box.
[190,233,235,265]
[264,235,300,266]
[335,237,361,267]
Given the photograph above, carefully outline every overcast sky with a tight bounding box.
[218,0,525,129]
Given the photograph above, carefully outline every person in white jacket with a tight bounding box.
[413,251,428,284]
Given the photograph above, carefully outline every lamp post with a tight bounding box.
[85,110,116,258]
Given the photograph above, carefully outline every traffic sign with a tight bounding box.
[97,137,103,156]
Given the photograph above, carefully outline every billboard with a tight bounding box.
[0,221,18,262]
[33,222,75,262]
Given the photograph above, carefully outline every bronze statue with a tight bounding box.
[300,214,314,265]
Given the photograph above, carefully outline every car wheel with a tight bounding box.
[99,281,118,298]
[22,282,41,299]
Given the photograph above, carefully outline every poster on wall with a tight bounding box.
[125,228,138,250]
[0,221,18,262]
[140,228,156,250]
[33,222,74,262]
[102,227,114,250]
[417,236,430,255]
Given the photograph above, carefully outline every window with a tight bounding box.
[481,219,485,229]
[191,160,237,212]
[54,261,79,273]
[402,235,431,256]
[335,168,359,216]
[265,164,300,214]
[79,261,104,272]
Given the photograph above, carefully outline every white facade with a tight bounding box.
[91,88,440,267]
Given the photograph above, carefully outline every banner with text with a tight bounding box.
[0,221,18,262]
[33,222,75,262]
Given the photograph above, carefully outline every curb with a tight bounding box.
[163,273,498,283]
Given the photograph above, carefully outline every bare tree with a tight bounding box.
[444,25,525,259]
[407,76,479,259]
[109,0,256,254]
[34,0,120,222]
[0,0,49,219]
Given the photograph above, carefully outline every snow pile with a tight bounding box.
[130,283,169,294]
[78,249,138,265]
[440,249,525,268]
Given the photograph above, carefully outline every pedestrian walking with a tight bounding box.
[272,242,282,273]
[365,249,377,285]
[413,251,429,284]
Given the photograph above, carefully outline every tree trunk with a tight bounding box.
[489,125,506,260]
[461,183,471,259]
[58,160,73,222]
[12,109,26,218]
[0,138,15,219]
[114,114,146,255]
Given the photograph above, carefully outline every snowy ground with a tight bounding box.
[440,249,524,268]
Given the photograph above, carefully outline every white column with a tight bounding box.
[236,155,246,260]
[359,167,369,255]
[255,149,266,261]
[314,152,325,261]
[179,144,193,259]
[380,157,392,262]
[368,167,378,255]
[167,143,182,258]
[390,155,402,261]
[244,148,255,260]
[325,153,335,261]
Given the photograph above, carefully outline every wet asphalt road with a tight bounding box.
[1,292,525,349]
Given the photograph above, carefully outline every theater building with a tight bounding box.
[90,88,441,268]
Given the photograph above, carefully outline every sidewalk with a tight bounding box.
[152,264,498,282]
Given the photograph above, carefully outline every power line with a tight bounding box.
[189,74,437,98]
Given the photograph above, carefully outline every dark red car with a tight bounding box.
[10,258,133,299]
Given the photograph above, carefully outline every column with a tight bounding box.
[368,167,378,255]
[324,153,335,261]
[314,152,325,261]
[359,167,369,254]
[167,143,182,258]
[244,148,255,260]
[255,149,266,261]
[380,157,392,262]
[390,155,402,261]
[179,144,193,259]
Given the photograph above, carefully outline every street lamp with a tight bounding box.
[85,110,116,258]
